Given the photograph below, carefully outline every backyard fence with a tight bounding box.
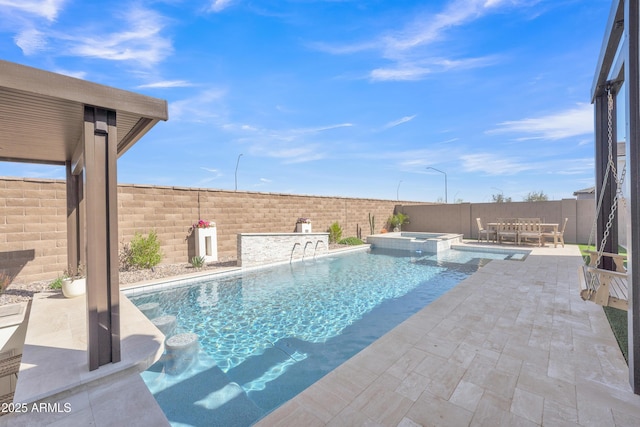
[397,199,596,246]
[1,177,596,284]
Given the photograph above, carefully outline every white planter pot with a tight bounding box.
[296,223,312,233]
[62,277,86,298]
[195,227,218,262]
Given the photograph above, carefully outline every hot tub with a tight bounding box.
[366,232,464,253]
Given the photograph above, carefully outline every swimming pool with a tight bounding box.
[128,246,527,426]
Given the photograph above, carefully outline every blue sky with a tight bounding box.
[0,0,610,202]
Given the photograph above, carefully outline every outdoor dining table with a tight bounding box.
[487,222,560,247]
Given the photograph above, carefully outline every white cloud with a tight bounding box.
[200,167,222,177]
[461,153,536,175]
[383,115,417,129]
[66,8,172,66]
[226,122,353,163]
[315,0,538,81]
[488,103,593,141]
[138,80,194,89]
[52,68,86,79]
[14,29,47,55]
[210,0,235,13]
[252,145,326,164]
[0,0,66,21]
[370,55,499,81]
[169,89,227,122]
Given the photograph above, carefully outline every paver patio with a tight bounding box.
[256,244,640,426]
[3,243,639,426]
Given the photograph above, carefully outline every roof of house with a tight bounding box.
[573,186,595,196]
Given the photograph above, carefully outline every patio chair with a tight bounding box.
[476,218,496,243]
[497,218,518,244]
[517,218,542,246]
[542,218,568,248]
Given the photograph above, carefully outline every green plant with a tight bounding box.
[129,230,163,269]
[523,191,549,202]
[389,213,409,231]
[190,255,206,268]
[338,237,364,245]
[50,276,63,290]
[368,213,375,235]
[579,244,627,266]
[328,222,343,243]
[604,306,628,363]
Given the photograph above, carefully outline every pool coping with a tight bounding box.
[121,244,371,297]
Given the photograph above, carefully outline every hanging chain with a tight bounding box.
[587,88,614,251]
[594,87,627,270]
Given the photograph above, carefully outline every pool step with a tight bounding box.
[143,354,263,427]
[225,338,311,410]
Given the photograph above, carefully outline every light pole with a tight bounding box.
[235,153,243,191]
[426,167,447,203]
[397,180,403,201]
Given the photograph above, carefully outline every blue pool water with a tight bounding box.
[128,247,526,426]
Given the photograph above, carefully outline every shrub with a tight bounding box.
[389,213,409,231]
[50,276,63,290]
[119,242,133,271]
[129,230,163,269]
[338,237,364,245]
[190,255,206,269]
[328,222,343,243]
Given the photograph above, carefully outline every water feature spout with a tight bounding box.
[290,242,301,263]
[314,240,327,259]
[302,241,314,261]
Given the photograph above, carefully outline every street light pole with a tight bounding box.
[235,153,243,191]
[426,167,447,203]
[397,180,403,201]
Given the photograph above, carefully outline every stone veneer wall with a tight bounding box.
[237,233,329,267]
[1,177,405,284]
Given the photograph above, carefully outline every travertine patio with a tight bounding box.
[256,244,640,426]
[3,243,639,426]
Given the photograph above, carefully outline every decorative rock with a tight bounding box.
[164,333,199,375]
[138,302,161,319]
[151,315,177,337]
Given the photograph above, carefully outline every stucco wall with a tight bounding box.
[398,199,596,244]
